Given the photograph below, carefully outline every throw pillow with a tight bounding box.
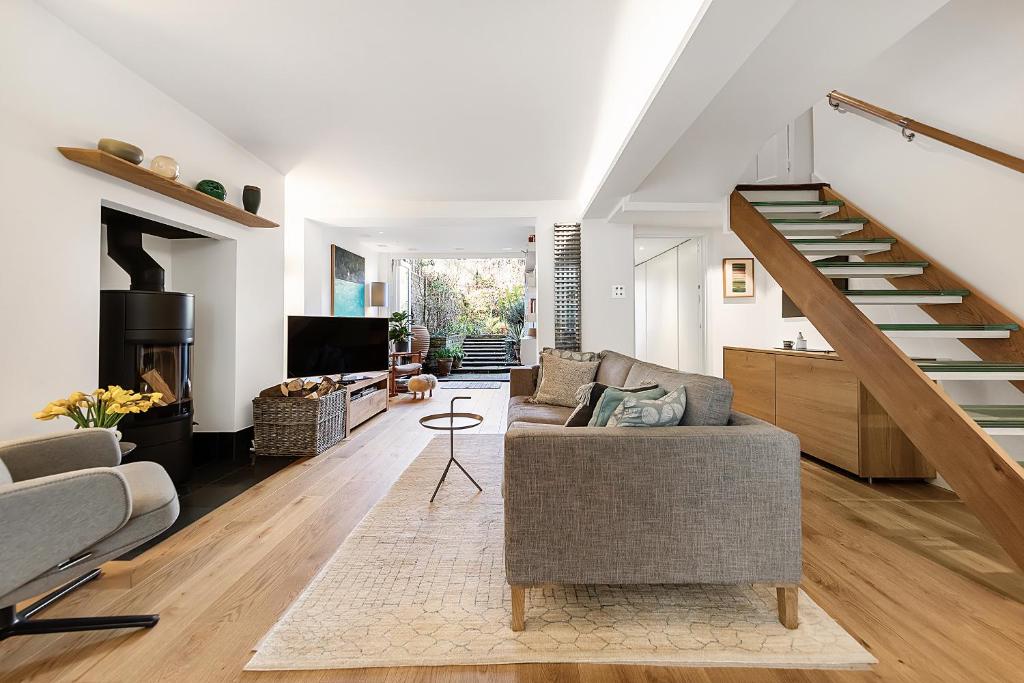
[587,386,666,427]
[531,348,601,402]
[607,386,687,427]
[533,354,601,408]
[564,383,660,427]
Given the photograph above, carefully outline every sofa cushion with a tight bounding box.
[608,385,687,427]
[588,386,667,427]
[624,361,733,426]
[507,395,574,426]
[533,348,601,401]
[563,382,660,427]
[534,354,600,408]
[595,350,635,387]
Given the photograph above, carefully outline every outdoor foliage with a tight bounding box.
[411,259,525,339]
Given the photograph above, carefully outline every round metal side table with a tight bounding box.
[419,396,483,502]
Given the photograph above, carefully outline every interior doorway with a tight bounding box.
[633,236,705,372]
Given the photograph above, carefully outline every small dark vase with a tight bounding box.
[394,339,411,353]
[242,185,262,214]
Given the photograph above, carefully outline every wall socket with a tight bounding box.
[611,285,626,299]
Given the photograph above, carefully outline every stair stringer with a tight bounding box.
[729,190,1024,571]
[823,186,1024,394]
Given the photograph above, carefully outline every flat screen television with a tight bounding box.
[287,316,389,378]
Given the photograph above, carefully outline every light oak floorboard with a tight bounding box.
[2,386,1023,682]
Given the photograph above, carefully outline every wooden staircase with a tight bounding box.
[730,183,1024,571]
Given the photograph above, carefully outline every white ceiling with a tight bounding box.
[634,237,690,266]
[315,219,534,256]
[40,0,623,203]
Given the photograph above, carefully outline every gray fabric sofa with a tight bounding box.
[0,429,179,640]
[503,350,802,631]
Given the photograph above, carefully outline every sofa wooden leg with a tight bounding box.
[510,585,526,631]
[777,586,798,629]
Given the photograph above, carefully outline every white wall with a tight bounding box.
[0,0,285,437]
[302,220,380,317]
[580,220,635,354]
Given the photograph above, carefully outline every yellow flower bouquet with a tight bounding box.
[34,386,164,429]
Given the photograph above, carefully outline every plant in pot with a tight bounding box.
[389,311,412,353]
[451,347,464,370]
[432,346,456,377]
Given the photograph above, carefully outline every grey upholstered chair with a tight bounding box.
[0,429,179,640]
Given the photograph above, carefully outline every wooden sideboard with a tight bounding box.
[724,347,935,479]
[343,371,390,438]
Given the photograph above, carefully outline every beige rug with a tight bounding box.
[247,435,875,671]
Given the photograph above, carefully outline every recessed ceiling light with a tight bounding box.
[502,247,513,251]
[639,246,645,250]
[408,247,418,251]
[376,243,389,248]
[378,231,384,235]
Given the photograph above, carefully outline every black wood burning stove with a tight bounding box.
[100,210,195,483]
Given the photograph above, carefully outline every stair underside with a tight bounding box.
[845,289,968,305]
[879,323,1018,339]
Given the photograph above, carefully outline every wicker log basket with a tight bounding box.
[252,381,346,457]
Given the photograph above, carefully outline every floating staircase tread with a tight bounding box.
[878,323,1019,331]
[771,218,868,224]
[917,360,1024,368]
[962,405,1024,428]
[749,200,844,207]
[735,183,831,191]
[789,238,895,244]
[843,289,969,296]
[817,261,929,268]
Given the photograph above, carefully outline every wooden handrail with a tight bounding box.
[827,90,1024,174]
[730,190,1024,572]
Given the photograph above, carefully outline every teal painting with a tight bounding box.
[331,245,365,316]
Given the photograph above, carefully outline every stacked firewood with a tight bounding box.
[258,376,339,400]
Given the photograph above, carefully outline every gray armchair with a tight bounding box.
[0,429,179,640]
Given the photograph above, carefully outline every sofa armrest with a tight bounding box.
[503,417,802,586]
[0,468,131,601]
[509,365,539,397]
[0,430,122,482]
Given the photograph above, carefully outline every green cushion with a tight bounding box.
[587,386,666,427]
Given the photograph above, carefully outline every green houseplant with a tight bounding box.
[388,311,412,353]
[432,345,456,377]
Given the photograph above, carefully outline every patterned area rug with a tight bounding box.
[247,435,875,671]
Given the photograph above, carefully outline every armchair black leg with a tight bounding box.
[1,570,160,641]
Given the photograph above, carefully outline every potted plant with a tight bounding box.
[452,347,464,370]
[433,346,456,377]
[389,311,412,353]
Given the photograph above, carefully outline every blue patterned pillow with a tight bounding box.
[607,386,687,427]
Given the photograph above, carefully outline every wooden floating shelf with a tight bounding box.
[57,147,279,228]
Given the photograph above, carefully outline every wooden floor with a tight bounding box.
[3,386,1024,682]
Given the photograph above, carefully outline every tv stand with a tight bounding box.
[343,371,390,438]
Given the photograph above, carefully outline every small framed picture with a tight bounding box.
[723,258,755,298]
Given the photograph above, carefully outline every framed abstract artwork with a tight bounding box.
[723,258,755,298]
[330,245,365,316]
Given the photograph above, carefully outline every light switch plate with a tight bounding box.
[612,285,626,298]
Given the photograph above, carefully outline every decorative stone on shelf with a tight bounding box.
[97,137,143,165]
[150,155,180,180]
[195,179,226,200]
